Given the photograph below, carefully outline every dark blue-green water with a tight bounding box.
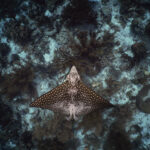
[0,0,150,149]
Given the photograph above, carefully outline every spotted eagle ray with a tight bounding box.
[30,66,114,120]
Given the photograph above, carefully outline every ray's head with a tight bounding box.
[70,66,78,74]
[66,66,80,86]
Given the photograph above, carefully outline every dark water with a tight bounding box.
[0,0,150,149]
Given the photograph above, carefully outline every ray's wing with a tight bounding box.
[76,81,113,110]
[30,81,70,112]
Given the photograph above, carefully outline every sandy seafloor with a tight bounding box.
[0,0,150,150]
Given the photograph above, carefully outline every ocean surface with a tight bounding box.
[0,0,150,149]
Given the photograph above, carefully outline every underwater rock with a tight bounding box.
[37,138,65,150]
[145,22,150,37]
[0,43,11,68]
[0,43,11,57]
[35,64,58,78]
[4,19,33,45]
[103,124,132,150]
[61,0,97,28]
[0,100,13,127]
[31,0,46,6]
[20,131,33,149]
[131,70,148,85]
[136,85,150,114]
[11,54,20,63]
[104,78,121,96]
[45,0,64,12]
[27,2,45,19]
[131,138,143,150]
[101,4,112,23]
[108,67,121,80]
[112,104,133,126]
[24,2,54,28]
[32,117,79,149]
[77,110,103,136]
[119,0,133,16]
[0,100,22,149]
[131,42,147,66]
[53,31,115,76]
[84,133,101,149]
[36,15,54,29]
[0,65,37,99]
[134,0,150,4]
[0,0,21,18]
[121,53,134,69]
[102,0,110,4]
[31,0,64,12]
[128,124,142,144]
[32,114,73,143]
[119,0,146,20]
[101,6,112,17]
[122,42,147,69]
[131,18,144,35]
